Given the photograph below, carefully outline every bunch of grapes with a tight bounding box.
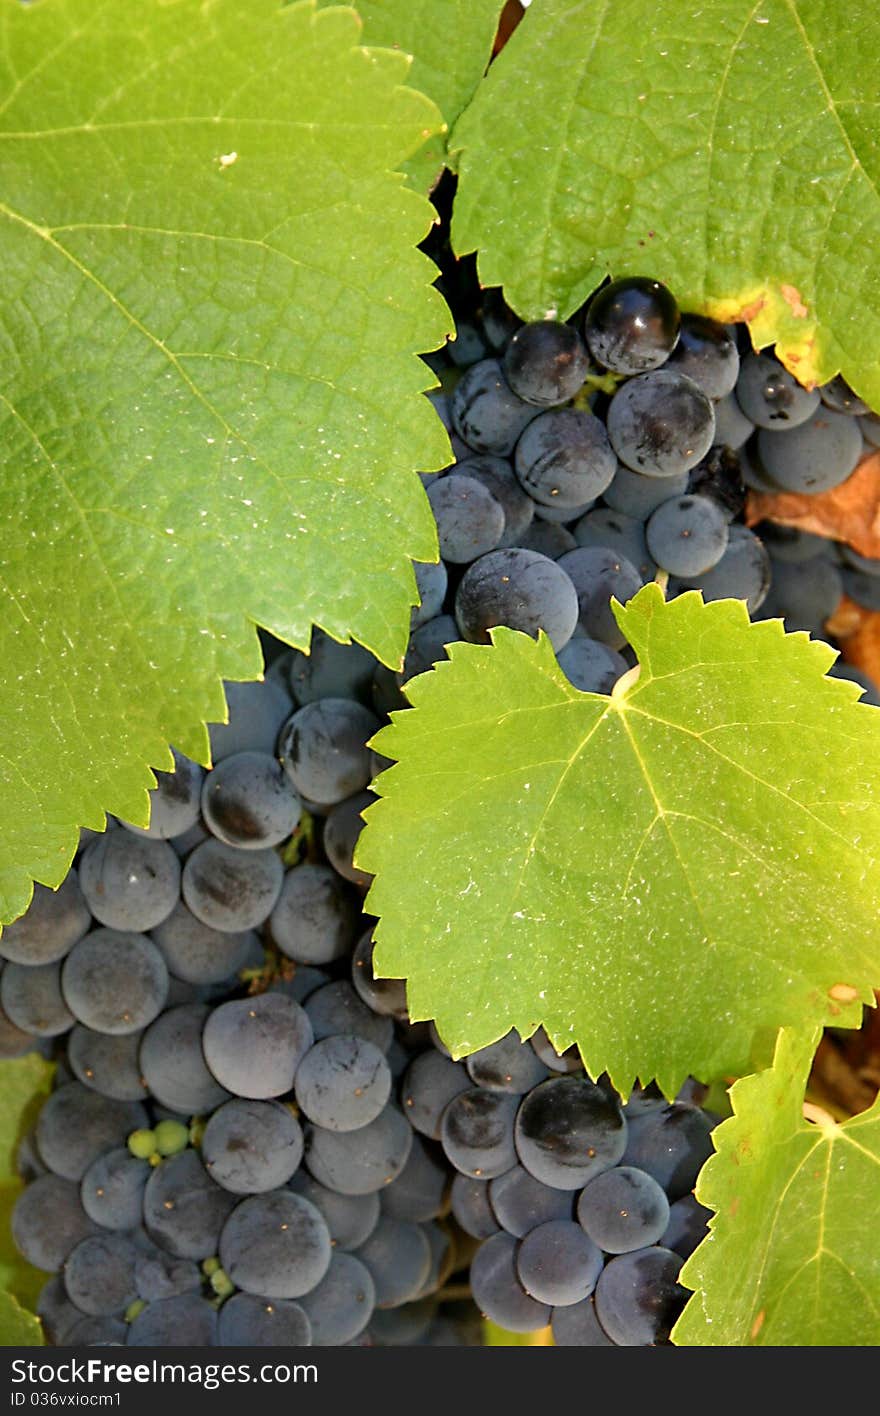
[5,248,876,1348]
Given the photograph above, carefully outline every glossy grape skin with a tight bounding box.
[216,1292,312,1346]
[288,1171,380,1251]
[756,407,863,493]
[208,678,292,762]
[304,1104,413,1196]
[35,1083,147,1182]
[667,313,739,399]
[78,833,180,933]
[202,993,313,1100]
[670,524,771,615]
[201,751,301,850]
[455,548,579,652]
[556,546,643,649]
[450,1174,500,1239]
[12,1175,101,1272]
[140,1004,232,1114]
[355,1217,432,1309]
[143,1150,237,1260]
[294,1035,392,1133]
[63,1232,140,1317]
[573,507,656,581]
[269,863,359,965]
[455,455,535,549]
[557,637,627,694]
[440,1089,519,1179]
[1,961,74,1038]
[735,352,820,429]
[489,1165,574,1238]
[594,1246,688,1345]
[503,319,590,406]
[577,1165,670,1253]
[645,494,729,576]
[218,1190,332,1299]
[516,1219,604,1307]
[401,1051,470,1140]
[151,902,257,985]
[278,699,380,807]
[126,1294,219,1346]
[427,473,506,563]
[514,1076,627,1190]
[514,409,617,509]
[0,875,91,966]
[182,839,284,932]
[80,1148,149,1230]
[121,750,204,841]
[450,358,539,456]
[411,559,449,628]
[584,278,680,375]
[470,1231,552,1333]
[305,979,393,1053]
[607,371,716,478]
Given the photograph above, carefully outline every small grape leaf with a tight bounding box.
[359,585,880,1095]
[0,1290,44,1346]
[674,1026,880,1345]
[319,0,505,190]
[450,0,880,404]
[0,0,451,925]
[0,1054,54,1313]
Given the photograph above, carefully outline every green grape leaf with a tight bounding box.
[359,586,880,1095]
[0,1290,44,1346]
[0,0,451,924]
[675,1026,880,1345]
[450,0,880,403]
[0,1055,54,1312]
[320,0,504,190]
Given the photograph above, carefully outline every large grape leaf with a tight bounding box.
[450,0,880,404]
[675,1027,880,1345]
[0,0,452,925]
[319,0,505,190]
[0,1054,53,1313]
[359,586,880,1095]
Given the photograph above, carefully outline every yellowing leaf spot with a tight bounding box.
[828,983,859,1002]
[780,284,808,319]
[750,1310,766,1340]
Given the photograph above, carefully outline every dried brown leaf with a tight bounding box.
[745,450,880,557]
